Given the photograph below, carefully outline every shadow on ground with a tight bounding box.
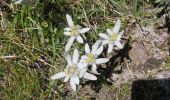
[132,79,170,100]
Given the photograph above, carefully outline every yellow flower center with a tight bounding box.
[64,64,79,76]
[86,53,96,63]
[70,26,79,36]
[109,33,117,41]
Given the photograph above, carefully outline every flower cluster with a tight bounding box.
[51,14,124,91]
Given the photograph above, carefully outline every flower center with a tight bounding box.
[64,64,79,76]
[70,26,79,36]
[86,53,96,63]
[109,33,117,41]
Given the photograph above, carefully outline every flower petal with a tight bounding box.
[112,19,121,34]
[76,25,82,29]
[96,58,109,64]
[75,76,79,85]
[117,30,124,41]
[65,36,75,52]
[64,32,71,36]
[76,35,83,43]
[78,61,88,69]
[84,72,97,80]
[94,46,103,55]
[85,43,90,54]
[64,27,71,31]
[64,75,70,82]
[92,64,100,75]
[66,14,74,27]
[99,33,108,39]
[79,28,90,34]
[81,55,88,60]
[106,29,112,35]
[51,72,66,80]
[65,53,72,66]
[91,40,101,53]
[115,41,123,49]
[73,49,79,64]
[79,68,87,78]
[70,77,77,91]
[107,44,113,53]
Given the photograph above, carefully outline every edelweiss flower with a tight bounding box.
[79,40,109,74]
[64,14,90,52]
[99,19,124,53]
[51,49,97,91]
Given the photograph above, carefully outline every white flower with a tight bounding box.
[79,40,109,74]
[99,19,124,53]
[64,14,90,52]
[51,49,97,91]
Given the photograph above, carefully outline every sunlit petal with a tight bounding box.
[66,14,74,27]
[64,75,70,82]
[78,62,88,69]
[73,49,79,64]
[75,76,79,85]
[107,44,113,53]
[85,44,90,54]
[64,32,71,36]
[106,29,112,35]
[94,46,103,55]
[64,27,71,31]
[91,40,101,53]
[79,68,87,78]
[84,72,97,80]
[65,36,75,52]
[76,25,82,29]
[81,55,88,60]
[76,35,83,43]
[112,19,121,34]
[117,30,124,41]
[51,72,66,80]
[96,58,109,64]
[99,33,108,39]
[70,77,77,91]
[65,53,72,66]
[80,28,90,34]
